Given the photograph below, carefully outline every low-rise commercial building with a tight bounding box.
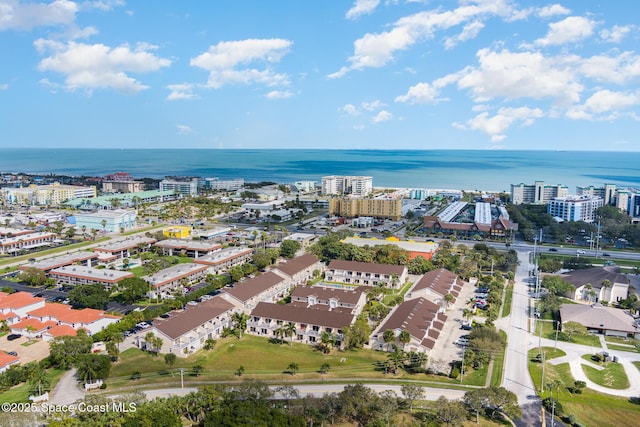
[0,232,57,255]
[93,236,156,263]
[48,265,134,289]
[154,239,222,258]
[73,209,138,233]
[144,263,209,300]
[193,247,254,274]
[19,251,98,272]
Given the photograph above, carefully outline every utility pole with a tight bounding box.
[540,352,546,393]
[180,368,184,389]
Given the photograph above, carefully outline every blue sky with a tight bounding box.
[1,0,639,151]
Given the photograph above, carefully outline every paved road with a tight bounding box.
[497,250,543,427]
[48,368,85,405]
[499,250,537,404]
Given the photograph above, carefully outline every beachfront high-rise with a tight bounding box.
[322,176,372,196]
[576,184,616,205]
[159,177,199,196]
[329,197,401,220]
[510,181,569,205]
[547,195,604,223]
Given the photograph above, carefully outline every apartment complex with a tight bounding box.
[322,176,372,196]
[510,181,569,205]
[201,177,245,191]
[160,177,199,196]
[329,197,402,220]
[547,195,604,223]
[102,180,144,193]
[576,184,617,206]
[1,183,96,207]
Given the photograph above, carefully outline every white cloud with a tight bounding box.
[461,107,544,141]
[537,4,570,18]
[371,110,392,123]
[265,90,293,99]
[567,89,640,119]
[0,83,8,90]
[444,20,484,49]
[361,100,383,111]
[395,82,438,104]
[81,0,125,12]
[166,83,198,101]
[457,48,583,105]
[35,39,171,93]
[535,16,595,46]
[0,0,78,30]
[340,103,361,116]
[600,25,633,43]
[191,38,292,89]
[583,90,639,113]
[346,0,380,20]
[330,1,517,77]
[176,124,192,135]
[578,51,640,85]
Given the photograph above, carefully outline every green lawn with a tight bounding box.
[501,285,513,318]
[109,335,471,390]
[0,368,66,403]
[527,348,640,427]
[580,354,630,389]
[607,344,640,353]
[489,331,508,387]
[535,318,601,348]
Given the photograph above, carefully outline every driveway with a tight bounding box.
[427,278,476,374]
[0,335,50,364]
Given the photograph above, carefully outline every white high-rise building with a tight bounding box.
[547,195,604,223]
[321,176,372,196]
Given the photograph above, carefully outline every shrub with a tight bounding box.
[542,397,563,416]
[449,366,460,379]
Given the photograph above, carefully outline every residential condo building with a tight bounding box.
[329,197,402,220]
[322,176,372,196]
[510,181,568,205]
[547,195,604,223]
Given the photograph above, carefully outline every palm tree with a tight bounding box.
[287,362,299,376]
[284,321,297,347]
[81,225,87,240]
[320,331,335,354]
[100,219,107,234]
[382,329,396,352]
[601,279,612,301]
[25,325,37,343]
[203,338,217,350]
[28,365,50,396]
[275,325,285,345]
[583,283,593,303]
[232,312,250,339]
[399,329,411,351]
[462,308,473,324]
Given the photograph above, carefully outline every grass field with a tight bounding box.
[109,335,475,390]
[528,347,640,427]
[580,354,630,389]
[0,368,66,403]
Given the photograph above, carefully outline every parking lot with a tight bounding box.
[427,279,478,374]
[1,334,50,364]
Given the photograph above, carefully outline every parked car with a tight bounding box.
[476,287,489,293]
[7,333,21,341]
[6,351,17,356]
[460,324,473,331]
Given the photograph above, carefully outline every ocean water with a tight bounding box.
[0,149,638,193]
